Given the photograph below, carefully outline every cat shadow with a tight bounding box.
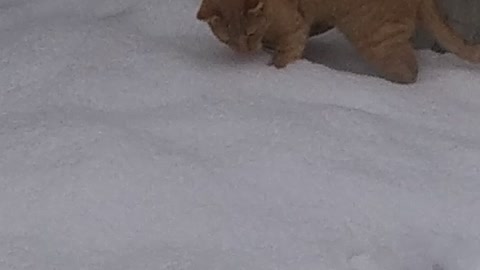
[304,31,480,79]
[303,31,379,78]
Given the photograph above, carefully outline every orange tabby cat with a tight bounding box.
[196,0,480,83]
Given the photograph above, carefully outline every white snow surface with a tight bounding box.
[1,0,480,269]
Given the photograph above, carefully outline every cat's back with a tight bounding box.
[297,0,379,22]
[299,0,419,23]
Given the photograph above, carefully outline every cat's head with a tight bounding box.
[196,0,270,53]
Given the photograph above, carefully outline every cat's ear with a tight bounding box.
[196,0,217,21]
[245,0,265,15]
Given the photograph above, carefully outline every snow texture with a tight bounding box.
[1,0,480,269]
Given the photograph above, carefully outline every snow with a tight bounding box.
[1,0,480,269]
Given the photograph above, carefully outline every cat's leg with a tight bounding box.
[338,17,418,84]
[368,39,418,84]
[271,25,309,68]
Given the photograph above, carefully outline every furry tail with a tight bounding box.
[420,0,480,62]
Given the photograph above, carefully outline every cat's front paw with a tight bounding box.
[270,54,298,69]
